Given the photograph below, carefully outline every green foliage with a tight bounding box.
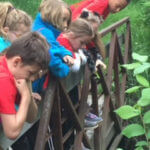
[136,141,148,147]
[132,53,148,63]
[134,63,150,76]
[115,52,150,149]
[138,88,150,107]
[122,63,141,70]
[143,111,150,124]
[115,105,140,120]
[125,86,141,94]
[136,75,149,87]
[122,124,145,138]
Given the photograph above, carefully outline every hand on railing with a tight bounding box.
[95,59,107,71]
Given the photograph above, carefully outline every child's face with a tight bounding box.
[108,0,128,13]
[6,24,30,42]
[62,8,71,31]
[70,35,91,51]
[12,57,40,81]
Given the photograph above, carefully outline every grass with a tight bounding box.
[0,0,41,18]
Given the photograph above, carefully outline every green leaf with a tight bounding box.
[134,63,150,75]
[132,53,148,62]
[135,147,144,150]
[115,105,140,120]
[136,141,148,147]
[138,88,150,106]
[122,124,145,138]
[125,86,141,93]
[143,111,150,124]
[147,130,150,139]
[136,75,149,87]
[121,63,141,70]
[144,2,150,7]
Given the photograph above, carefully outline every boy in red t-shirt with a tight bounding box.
[71,0,130,20]
[0,32,50,140]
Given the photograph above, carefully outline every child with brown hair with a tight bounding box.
[0,2,32,52]
[57,18,103,130]
[57,18,94,72]
[0,2,43,124]
[80,9,106,72]
[0,32,50,140]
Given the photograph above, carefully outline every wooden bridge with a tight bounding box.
[0,17,131,150]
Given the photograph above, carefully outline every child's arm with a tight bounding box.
[49,48,75,78]
[95,49,107,70]
[70,53,81,72]
[95,59,106,70]
[1,79,31,140]
[63,55,74,66]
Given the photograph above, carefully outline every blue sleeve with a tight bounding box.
[49,50,70,78]
[32,76,46,93]
[39,28,72,78]
[40,29,72,58]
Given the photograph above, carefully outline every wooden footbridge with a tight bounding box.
[0,17,131,150]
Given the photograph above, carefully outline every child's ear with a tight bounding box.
[13,56,22,67]
[69,32,76,39]
[3,27,10,34]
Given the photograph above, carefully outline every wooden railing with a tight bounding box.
[33,17,132,150]
[0,17,131,150]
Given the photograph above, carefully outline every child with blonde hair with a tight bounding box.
[57,18,94,72]
[32,0,74,93]
[0,2,32,52]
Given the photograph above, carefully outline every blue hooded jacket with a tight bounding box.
[0,37,11,52]
[32,13,72,92]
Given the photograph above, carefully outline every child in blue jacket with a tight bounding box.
[32,0,74,92]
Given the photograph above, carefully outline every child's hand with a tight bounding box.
[32,92,41,101]
[15,79,30,98]
[96,60,107,70]
[63,55,74,66]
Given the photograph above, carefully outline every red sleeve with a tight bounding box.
[57,35,76,58]
[0,78,17,114]
[71,0,110,20]
[71,0,93,20]
[86,41,96,49]
[86,0,110,19]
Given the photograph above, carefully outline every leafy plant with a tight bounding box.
[115,52,150,150]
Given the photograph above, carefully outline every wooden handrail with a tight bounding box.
[0,17,131,150]
[100,17,130,37]
[32,17,131,150]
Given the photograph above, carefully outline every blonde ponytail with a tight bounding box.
[0,2,14,37]
[0,2,32,38]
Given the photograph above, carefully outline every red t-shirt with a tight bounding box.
[71,0,110,20]
[57,34,76,58]
[0,56,18,114]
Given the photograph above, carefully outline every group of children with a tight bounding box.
[0,0,130,148]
